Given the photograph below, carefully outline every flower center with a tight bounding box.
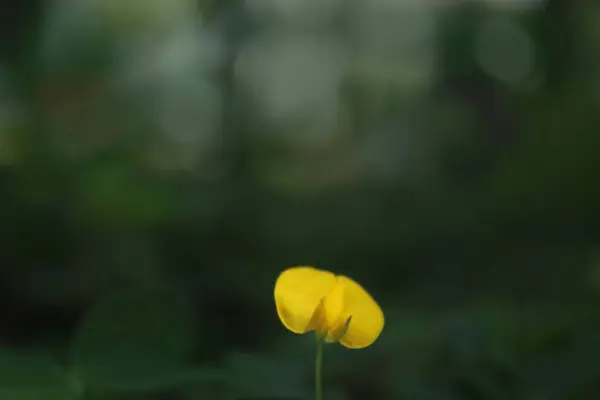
[307,297,352,343]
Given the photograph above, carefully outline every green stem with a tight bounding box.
[315,337,324,400]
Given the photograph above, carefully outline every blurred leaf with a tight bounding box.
[224,352,310,400]
[521,332,600,399]
[397,382,460,400]
[0,350,74,400]
[0,388,75,400]
[80,366,226,392]
[69,287,199,391]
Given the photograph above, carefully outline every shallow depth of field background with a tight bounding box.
[1,0,600,399]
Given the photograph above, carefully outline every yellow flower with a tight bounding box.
[274,266,384,349]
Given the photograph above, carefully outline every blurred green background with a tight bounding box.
[1,0,600,399]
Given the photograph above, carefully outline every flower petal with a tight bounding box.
[336,275,384,349]
[274,266,337,334]
[322,280,345,328]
